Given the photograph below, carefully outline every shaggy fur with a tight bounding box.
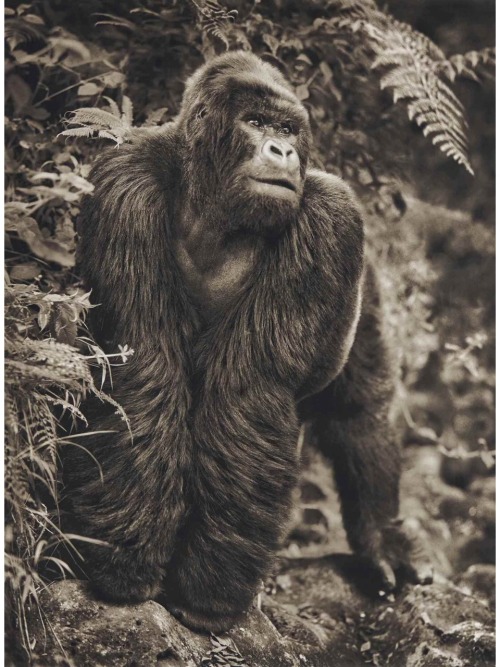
[66,51,404,632]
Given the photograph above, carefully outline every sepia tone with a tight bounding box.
[5,1,495,665]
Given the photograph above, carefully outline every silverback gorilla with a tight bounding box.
[67,51,427,633]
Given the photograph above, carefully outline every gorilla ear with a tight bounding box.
[195,105,207,120]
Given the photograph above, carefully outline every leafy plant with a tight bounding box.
[190,0,238,50]
[298,0,494,175]
[5,276,133,663]
[59,97,134,146]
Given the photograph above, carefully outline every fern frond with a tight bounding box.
[189,0,237,48]
[365,17,474,174]
[103,96,121,117]
[372,49,414,69]
[66,108,121,127]
[58,127,94,138]
[58,97,134,146]
[121,96,134,126]
[443,47,496,82]
[330,2,478,173]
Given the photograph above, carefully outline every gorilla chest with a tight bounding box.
[174,238,258,315]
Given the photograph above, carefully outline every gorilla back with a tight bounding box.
[68,51,403,633]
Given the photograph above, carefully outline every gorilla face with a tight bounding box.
[233,113,304,203]
[179,52,312,236]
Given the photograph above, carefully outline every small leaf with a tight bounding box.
[24,14,45,25]
[101,71,125,88]
[15,218,75,267]
[319,60,333,81]
[37,302,51,330]
[10,263,41,281]
[77,82,101,96]
[296,53,313,65]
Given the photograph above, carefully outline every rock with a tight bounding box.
[29,580,303,667]
[406,644,463,667]
[355,582,495,667]
[30,580,207,667]
[30,560,495,666]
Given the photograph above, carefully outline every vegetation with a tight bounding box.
[5,0,494,663]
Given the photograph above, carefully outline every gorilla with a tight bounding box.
[67,51,428,633]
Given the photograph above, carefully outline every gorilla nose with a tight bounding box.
[261,139,299,171]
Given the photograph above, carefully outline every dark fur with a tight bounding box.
[66,52,402,632]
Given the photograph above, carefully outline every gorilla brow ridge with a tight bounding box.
[204,75,309,131]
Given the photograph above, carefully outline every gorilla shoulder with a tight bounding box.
[305,169,361,207]
[304,169,364,241]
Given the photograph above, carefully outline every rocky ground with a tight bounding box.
[28,446,495,667]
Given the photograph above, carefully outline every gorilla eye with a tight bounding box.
[196,106,207,120]
[280,123,293,136]
[247,116,264,128]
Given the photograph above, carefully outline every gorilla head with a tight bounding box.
[178,52,312,236]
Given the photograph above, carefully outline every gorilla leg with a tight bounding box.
[300,268,403,586]
[300,268,432,586]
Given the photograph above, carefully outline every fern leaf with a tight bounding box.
[407,98,436,120]
[59,127,95,138]
[59,98,133,145]
[424,126,467,151]
[66,108,121,128]
[98,130,123,144]
[365,12,474,173]
[433,76,465,112]
[392,85,426,102]
[379,68,419,90]
[413,110,439,124]
[189,0,237,48]
[121,96,134,125]
[103,96,121,118]
[392,18,446,61]
[452,47,495,69]
[372,50,414,69]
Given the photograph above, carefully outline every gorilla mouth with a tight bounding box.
[252,177,297,193]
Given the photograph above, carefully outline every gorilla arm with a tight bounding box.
[67,126,195,602]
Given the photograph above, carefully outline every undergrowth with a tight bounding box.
[5,277,132,663]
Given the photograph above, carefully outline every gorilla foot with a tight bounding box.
[352,519,434,594]
[377,518,434,588]
[89,566,162,604]
[162,602,244,634]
